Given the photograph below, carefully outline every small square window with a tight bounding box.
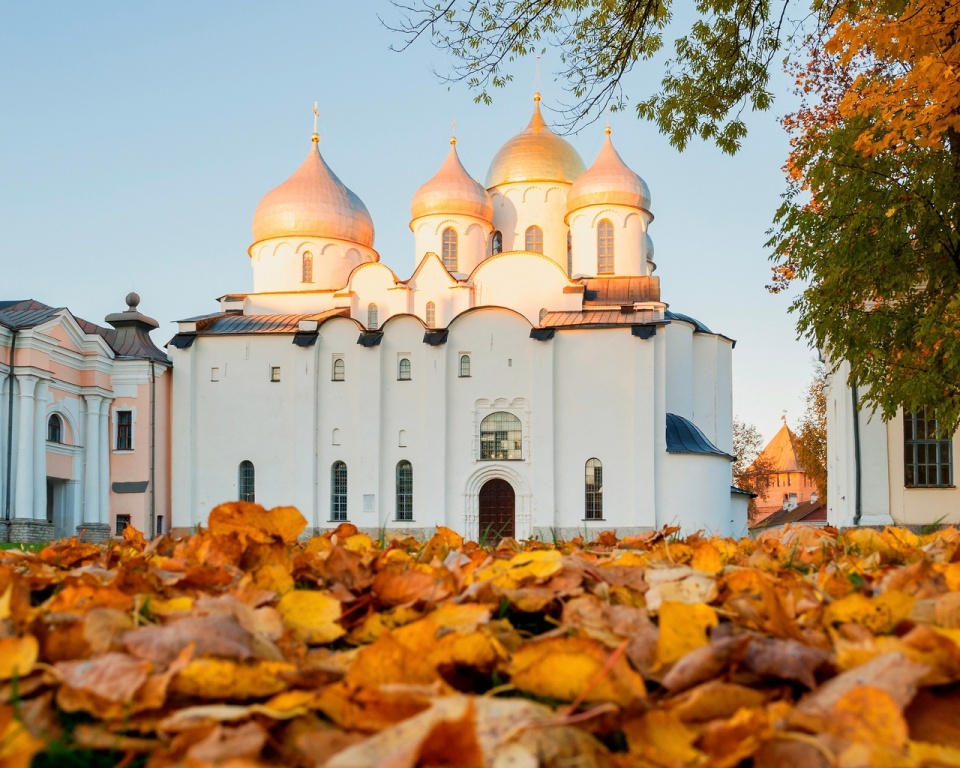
[115,514,131,536]
[211,367,220,382]
[270,366,281,382]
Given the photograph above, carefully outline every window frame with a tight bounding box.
[302,252,313,283]
[566,230,573,276]
[367,303,379,330]
[396,460,413,521]
[270,366,281,382]
[238,460,255,502]
[398,357,412,381]
[331,461,348,521]
[479,411,523,461]
[332,356,345,381]
[47,414,63,444]
[425,301,436,328]
[442,227,458,271]
[115,514,131,536]
[597,219,614,274]
[585,458,603,520]
[492,230,503,255]
[459,354,471,378]
[525,225,543,254]
[904,407,953,487]
[116,410,133,451]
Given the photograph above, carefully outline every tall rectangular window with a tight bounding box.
[116,410,133,450]
[396,461,413,521]
[585,458,603,519]
[331,461,348,521]
[905,408,953,487]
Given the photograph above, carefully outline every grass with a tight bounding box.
[0,541,46,551]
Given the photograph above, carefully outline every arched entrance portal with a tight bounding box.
[478,478,515,542]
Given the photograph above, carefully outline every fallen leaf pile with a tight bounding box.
[4,504,960,766]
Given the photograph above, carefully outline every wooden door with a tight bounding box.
[479,478,515,542]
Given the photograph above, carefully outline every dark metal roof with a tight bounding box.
[357,331,383,347]
[540,309,663,328]
[530,328,555,341]
[169,334,197,349]
[664,310,712,334]
[183,308,349,336]
[632,325,656,340]
[292,331,319,347]
[581,276,661,306]
[665,413,734,460]
[423,329,449,346]
[0,300,64,330]
[1,299,167,363]
[730,486,758,498]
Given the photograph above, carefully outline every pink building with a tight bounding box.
[0,294,170,542]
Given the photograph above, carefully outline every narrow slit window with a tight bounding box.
[331,461,348,521]
[425,301,436,328]
[238,460,255,502]
[585,458,603,519]
[396,460,413,521]
[566,230,573,276]
[459,354,471,378]
[398,357,411,381]
[302,252,313,283]
[116,410,133,451]
[367,303,379,330]
[492,230,503,255]
[597,219,614,274]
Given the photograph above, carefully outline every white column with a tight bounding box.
[83,394,102,524]
[32,380,49,520]
[99,400,110,525]
[13,375,37,518]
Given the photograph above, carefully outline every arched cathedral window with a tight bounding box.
[368,303,379,330]
[525,225,543,254]
[585,458,603,519]
[597,219,614,274]
[492,230,503,255]
[302,252,313,283]
[442,227,458,271]
[425,301,436,328]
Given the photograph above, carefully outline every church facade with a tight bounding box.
[169,96,746,540]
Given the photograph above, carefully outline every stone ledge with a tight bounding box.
[76,523,111,543]
[9,519,54,543]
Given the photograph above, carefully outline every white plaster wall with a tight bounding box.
[691,335,734,452]
[490,184,570,272]
[250,236,377,293]
[663,321,694,420]
[471,254,580,324]
[347,263,408,328]
[411,216,492,275]
[660,453,740,537]
[567,206,648,277]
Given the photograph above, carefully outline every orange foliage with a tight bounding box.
[3,502,960,765]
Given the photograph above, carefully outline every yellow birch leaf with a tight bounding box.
[657,601,718,667]
[691,542,724,574]
[0,706,44,768]
[624,709,704,764]
[342,533,375,553]
[508,635,646,705]
[0,636,38,680]
[0,585,11,621]
[826,686,908,749]
[909,741,960,767]
[146,596,194,616]
[171,658,295,700]
[277,590,345,644]
[824,590,914,634]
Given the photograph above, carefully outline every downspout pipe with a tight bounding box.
[149,360,156,537]
[852,380,863,526]
[4,329,17,522]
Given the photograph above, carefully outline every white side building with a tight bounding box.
[169,96,746,540]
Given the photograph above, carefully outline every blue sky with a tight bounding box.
[0,2,816,445]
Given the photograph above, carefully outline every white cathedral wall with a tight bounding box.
[250,236,377,293]
[567,206,648,277]
[691,334,734,452]
[170,306,685,538]
[490,184,570,272]
[660,454,740,537]
[663,321,695,420]
[411,216,492,276]
[471,254,580,324]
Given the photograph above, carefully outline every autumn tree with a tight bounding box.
[768,1,960,429]
[388,0,793,151]
[794,364,827,500]
[732,417,774,520]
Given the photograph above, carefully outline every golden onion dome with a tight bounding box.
[251,134,374,248]
[410,138,493,223]
[566,128,652,216]
[485,93,586,188]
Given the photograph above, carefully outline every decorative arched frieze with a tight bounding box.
[345,247,360,262]
[465,222,485,237]
[432,219,461,236]
[543,186,564,202]
[624,212,642,228]
[321,242,344,259]
[589,208,621,227]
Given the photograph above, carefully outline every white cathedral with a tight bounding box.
[168,95,748,540]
